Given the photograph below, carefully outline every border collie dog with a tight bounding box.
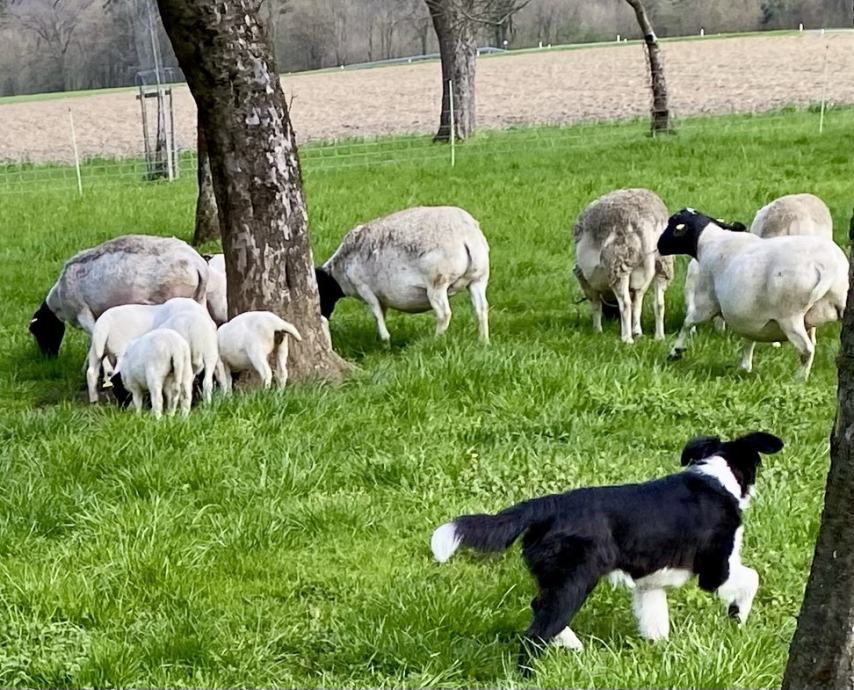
[431,431,783,669]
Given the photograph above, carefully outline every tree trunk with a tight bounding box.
[426,0,476,142]
[782,254,854,689]
[193,116,220,245]
[624,0,671,135]
[156,0,349,383]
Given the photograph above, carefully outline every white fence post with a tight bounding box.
[819,43,830,134]
[68,108,83,197]
[449,79,456,168]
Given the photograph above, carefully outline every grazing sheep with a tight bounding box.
[110,329,194,419]
[158,308,225,404]
[573,188,673,343]
[750,193,833,240]
[205,253,228,325]
[85,298,205,404]
[217,311,302,391]
[314,206,490,343]
[30,235,208,357]
[686,194,832,342]
[658,208,848,380]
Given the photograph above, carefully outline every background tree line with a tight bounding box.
[0,0,850,98]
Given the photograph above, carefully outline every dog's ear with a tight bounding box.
[681,435,722,466]
[734,431,784,455]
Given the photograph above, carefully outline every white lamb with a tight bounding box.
[157,309,225,404]
[314,206,490,343]
[658,208,848,381]
[572,188,673,343]
[217,311,302,392]
[110,329,194,419]
[85,298,206,403]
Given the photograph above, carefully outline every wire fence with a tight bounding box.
[1,28,853,197]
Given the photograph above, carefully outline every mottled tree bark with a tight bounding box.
[426,0,477,141]
[156,0,349,383]
[782,254,854,689]
[192,116,220,245]
[624,0,671,134]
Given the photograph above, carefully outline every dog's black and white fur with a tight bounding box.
[431,431,783,669]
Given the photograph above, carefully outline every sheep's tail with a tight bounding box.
[192,266,208,304]
[431,496,556,563]
[274,319,303,344]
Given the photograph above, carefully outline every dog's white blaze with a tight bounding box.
[553,627,584,650]
[431,522,461,563]
[694,455,750,508]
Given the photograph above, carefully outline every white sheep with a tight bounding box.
[205,253,228,325]
[30,234,208,356]
[85,298,205,404]
[658,208,848,380]
[686,194,833,341]
[110,328,194,419]
[751,193,833,239]
[157,309,225,404]
[573,188,673,343]
[314,206,490,343]
[217,311,302,391]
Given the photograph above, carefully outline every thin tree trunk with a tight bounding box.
[156,0,349,383]
[427,0,476,142]
[624,0,671,134]
[193,116,220,245]
[782,253,854,689]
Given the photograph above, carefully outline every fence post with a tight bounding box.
[68,108,83,197]
[819,43,829,134]
[449,79,456,168]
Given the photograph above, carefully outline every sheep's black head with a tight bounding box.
[29,301,65,357]
[107,371,133,407]
[657,209,746,259]
[315,267,345,319]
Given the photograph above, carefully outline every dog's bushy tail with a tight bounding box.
[431,497,553,563]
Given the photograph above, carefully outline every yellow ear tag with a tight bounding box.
[673,222,687,237]
[102,379,114,389]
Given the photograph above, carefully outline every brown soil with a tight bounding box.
[2,32,853,164]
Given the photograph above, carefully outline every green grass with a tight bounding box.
[0,108,852,688]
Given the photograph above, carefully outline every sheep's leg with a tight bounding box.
[739,339,756,373]
[669,302,718,361]
[165,379,179,416]
[86,354,101,404]
[274,338,290,388]
[427,284,453,337]
[653,280,666,341]
[201,360,215,404]
[248,347,274,388]
[809,327,817,346]
[77,308,97,336]
[613,275,633,344]
[778,317,815,381]
[630,288,645,338]
[468,279,489,343]
[713,316,727,333]
[590,297,603,333]
[148,382,164,420]
[130,385,144,414]
[180,375,192,416]
[218,360,232,395]
[353,284,390,342]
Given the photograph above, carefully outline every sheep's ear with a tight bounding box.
[730,221,747,232]
[681,435,722,466]
[735,431,783,455]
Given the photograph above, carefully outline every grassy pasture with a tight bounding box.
[0,108,852,687]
